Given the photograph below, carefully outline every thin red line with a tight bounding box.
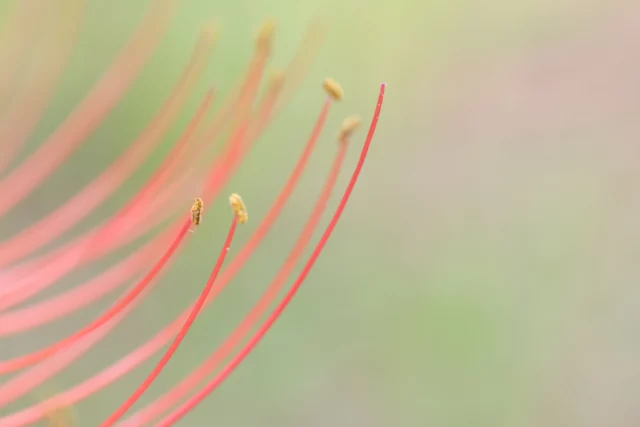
[0,226,184,407]
[0,219,192,374]
[0,234,182,408]
[100,217,238,427]
[0,223,176,335]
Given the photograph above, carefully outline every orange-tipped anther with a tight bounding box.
[323,78,344,101]
[228,193,248,224]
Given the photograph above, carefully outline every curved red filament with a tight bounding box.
[100,216,238,426]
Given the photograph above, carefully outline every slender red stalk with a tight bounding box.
[0,257,169,410]
[0,219,192,374]
[0,0,175,219]
[0,225,176,335]
[184,26,274,187]
[0,225,185,407]
[193,21,321,170]
[199,74,285,211]
[100,216,238,427]
[273,19,327,116]
[199,59,271,201]
[245,72,285,145]
[0,28,214,268]
[0,94,333,422]
[157,83,385,426]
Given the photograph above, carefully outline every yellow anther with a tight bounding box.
[229,193,248,224]
[323,78,344,101]
[338,115,362,142]
[190,198,204,227]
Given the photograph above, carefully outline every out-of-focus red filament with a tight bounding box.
[0,0,176,219]
[0,29,214,268]
[0,0,83,175]
[0,89,213,313]
[0,219,192,374]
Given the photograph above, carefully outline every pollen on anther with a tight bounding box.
[190,197,204,227]
[323,78,344,101]
[229,193,248,224]
[338,115,362,142]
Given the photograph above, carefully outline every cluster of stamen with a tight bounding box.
[0,3,385,426]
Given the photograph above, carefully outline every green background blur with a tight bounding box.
[1,0,639,426]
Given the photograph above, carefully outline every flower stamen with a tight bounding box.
[99,200,240,427]
[0,2,386,420]
[155,131,349,426]
[338,115,362,143]
[228,193,248,224]
[157,84,385,426]
[119,85,347,426]
[190,197,205,229]
[323,77,344,101]
[0,79,337,424]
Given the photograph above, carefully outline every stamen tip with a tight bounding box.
[45,401,76,427]
[323,78,344,101]
[200,23,218,43]
[256,20,277,52]
[229,193,248,224]
[190,198,204,227]
[269,68,286,90]
[338,115,362,142]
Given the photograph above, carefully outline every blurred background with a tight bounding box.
[1,0,639,425]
